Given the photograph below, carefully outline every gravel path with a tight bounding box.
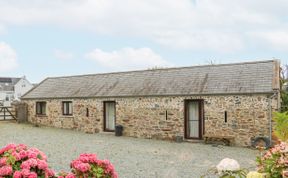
[0,122,258,178]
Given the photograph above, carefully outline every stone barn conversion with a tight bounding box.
[22,60,280,146]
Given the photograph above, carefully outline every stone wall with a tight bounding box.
[23,94,278,146]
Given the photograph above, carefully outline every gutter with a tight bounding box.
[21,91,275,100]
[268,91,278,146]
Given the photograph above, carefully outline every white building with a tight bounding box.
[0,76,34,106]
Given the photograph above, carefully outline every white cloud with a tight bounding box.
[0,25,5,35]
[154,31,244,53]
[53,49,74,60]
[0,0,287,52]
[0,42,18,72]
[249,31,288,51]
[85,47,172,70]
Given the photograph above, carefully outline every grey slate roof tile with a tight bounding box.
[22,60,279,99]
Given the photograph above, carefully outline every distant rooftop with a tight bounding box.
[0,78,13,83]
[22,60,280,99]
[0,77,21,91]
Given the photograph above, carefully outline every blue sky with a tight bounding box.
[0,0,287,83]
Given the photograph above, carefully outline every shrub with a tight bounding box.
[0,144,118,178]
[256,142,288,178]
[70,153,118,178]
[273,112,288,142]
[201,158,247,178]
[0,143,55,178]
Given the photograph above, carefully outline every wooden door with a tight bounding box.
[104,101,116,131]
[185,100,203,139]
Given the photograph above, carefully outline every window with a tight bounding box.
[62,101,73,115]
[224,111,228,123]
[36,102,46,115]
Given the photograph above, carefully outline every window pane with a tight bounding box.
[188,102,199,138]
[105,102,115,130]
[42,103,46,115]
[36,103,40,114]
[63,103,67,114]
[68,102,72,115]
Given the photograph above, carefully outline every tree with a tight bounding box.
[280,64,288,112]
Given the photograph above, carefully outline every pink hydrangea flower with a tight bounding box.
[27,171,37,178]
[0,143,17,155]
[20,169,31,177]
[71,153,117,178]
[20,158,38,170]
[13,171,22,178]
[19,150,28,159]
[12,152,21,161]
[27,151,37,159]
[74,162,91,172]
[0,165,13,176]
[66,173,76,178]
[46,168,55,177]
[0,158,7,167]
[79,153,97,163]
[37,160,48,170]
[16,144,27,152]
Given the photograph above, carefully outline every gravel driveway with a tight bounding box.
[0,122,258,178]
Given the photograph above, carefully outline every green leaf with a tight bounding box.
[272,111,288,141]
[37,154,43,160]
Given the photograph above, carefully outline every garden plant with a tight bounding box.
[0,143,117,178]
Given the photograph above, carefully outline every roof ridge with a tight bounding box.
[46,59,276,79]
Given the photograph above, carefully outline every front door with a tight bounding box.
[185,100,203,139]
[104,101,116,131]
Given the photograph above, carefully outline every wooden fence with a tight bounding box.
[0,107,17,121]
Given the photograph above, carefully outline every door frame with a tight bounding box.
[184,99,204,139]
[103,101,116,132]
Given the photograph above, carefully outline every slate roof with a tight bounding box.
[0,77,21,91]
[22,60,279,99]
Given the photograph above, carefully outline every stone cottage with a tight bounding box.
[22,60,280,146]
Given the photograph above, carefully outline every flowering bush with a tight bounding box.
[0,143,55,178]
[256,142,288,178]
[216,158,246,178]
[57,171,76,178]
[201,158,247,178]
[70,153,117,178]
[0,144,118,178]
[216,158,241,172]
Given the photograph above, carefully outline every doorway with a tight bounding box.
[104,101,116,132]
[184,100,203,139]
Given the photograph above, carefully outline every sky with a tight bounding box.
[0,0,287,83]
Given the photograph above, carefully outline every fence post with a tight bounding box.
[3,108,5,120]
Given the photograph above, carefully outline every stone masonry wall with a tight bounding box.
[24,94,278,146]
